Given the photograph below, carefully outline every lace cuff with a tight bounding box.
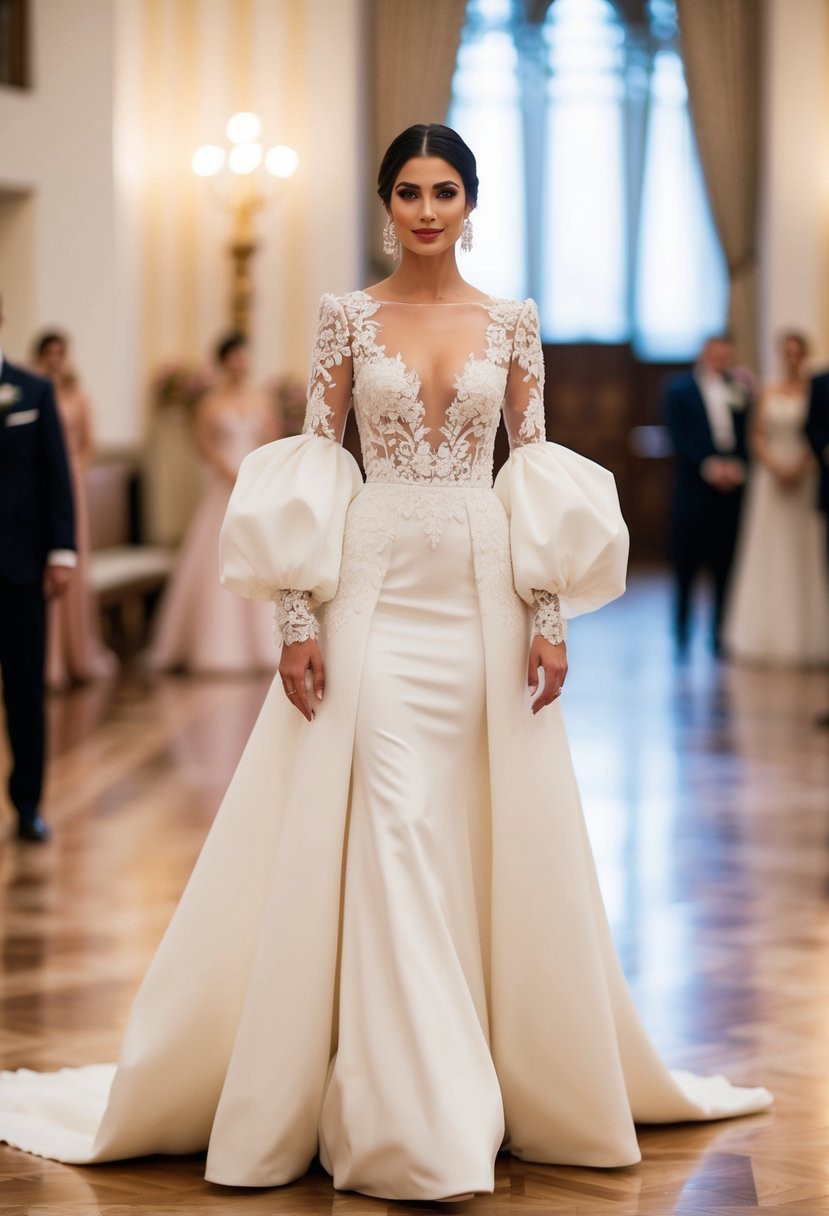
[532,590,565,645]
[274,590,320,646]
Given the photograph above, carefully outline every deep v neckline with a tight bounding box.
[353,292,506,453]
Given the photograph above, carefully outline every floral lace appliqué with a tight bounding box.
[343,293,532,488]
[532,590,565,645]
[510,300,545,448]
[275,589,319,645]
[303,294,352,441]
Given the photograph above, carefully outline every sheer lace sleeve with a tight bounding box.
[303,293,353,442]
[271,296,355,644]
[503,299,546,451]
[501,300,563,643]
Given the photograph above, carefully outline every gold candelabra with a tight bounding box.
[192,113,298,336]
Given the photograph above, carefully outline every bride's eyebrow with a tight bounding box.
[395,180,461,191]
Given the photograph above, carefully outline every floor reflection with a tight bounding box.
[0,570,826,1211]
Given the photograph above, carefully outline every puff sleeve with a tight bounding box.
[495,300,629,627]
[219,295,363,641]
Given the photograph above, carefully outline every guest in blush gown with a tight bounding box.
[724,331,829,665]
[145,333,278,674]
[32,331,118,690]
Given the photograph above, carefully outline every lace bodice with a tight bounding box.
[275,291,563,648]
[304,291,545,486]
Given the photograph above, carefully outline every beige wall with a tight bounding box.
[0,0,126,436]
[131,0,365,406]
[0,0,366,463]
[760,0,829,374]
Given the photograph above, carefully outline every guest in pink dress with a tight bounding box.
[146,333,278,674]
[33,332,118,690]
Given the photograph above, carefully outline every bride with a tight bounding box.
[0,124,770,1202]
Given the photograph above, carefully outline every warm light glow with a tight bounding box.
[226,111,262,145]
[191,144,226,177]
[265,144,299,178]
[228,143,264,175]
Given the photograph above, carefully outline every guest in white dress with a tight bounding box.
[0,125,770,1202]
[724,332,829,665]
[146,333,277,674]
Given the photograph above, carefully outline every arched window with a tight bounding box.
[540,0,628,341]
[447,0,729,359]
[447,0,528,301]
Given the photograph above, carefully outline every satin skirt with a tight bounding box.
[318,500,504,1197]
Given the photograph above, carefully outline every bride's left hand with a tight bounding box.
[528,636,568,714]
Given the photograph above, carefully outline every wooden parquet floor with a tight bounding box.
[1,572,828,1215]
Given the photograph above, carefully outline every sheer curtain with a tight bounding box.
[632,49,729,359]
[447,0,729,360]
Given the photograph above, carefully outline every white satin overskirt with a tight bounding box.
[0,479,772,1201]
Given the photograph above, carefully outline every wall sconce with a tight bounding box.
[192,112,299,335]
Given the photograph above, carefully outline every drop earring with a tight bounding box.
[383,217,401,259]
[460,217,474,253]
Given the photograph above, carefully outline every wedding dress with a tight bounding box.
[0,292,771,1201]
[724,388,829,665]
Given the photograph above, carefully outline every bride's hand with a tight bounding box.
[279,639,325,722]
[528,636,568,715]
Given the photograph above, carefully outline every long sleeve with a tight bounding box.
[495,299,629,627]
[806,375,829,466]
[302,294,354,442]
[39,379,76,557]
[503,299,546,452]
[273,294,355,641]
[501,300,563,643]
[219,296,363,639]
[665,378,714,478]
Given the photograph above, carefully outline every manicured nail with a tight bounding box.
[316,690,323,701]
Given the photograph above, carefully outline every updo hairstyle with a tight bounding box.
[215,332,247,365]
[377,124,479,210]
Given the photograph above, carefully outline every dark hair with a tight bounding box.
[377,124,478,209]
[781,329,810,356]
[215,332,246,365]
[704,331,734,346]
[33,330,67,360]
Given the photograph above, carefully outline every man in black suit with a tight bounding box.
[665,334,751,656]
[805,370,829,726]
[0,295,76,840]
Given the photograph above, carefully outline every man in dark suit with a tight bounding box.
[665,334,751,656]
[0,295,76,840]
[805,370,829,726]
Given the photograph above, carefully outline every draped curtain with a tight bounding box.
[368,0,467,273]
[676,0,761,367]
